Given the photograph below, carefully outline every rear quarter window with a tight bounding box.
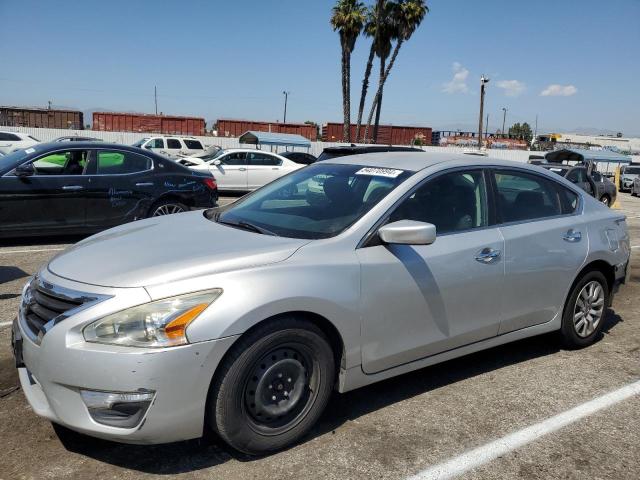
[184,139,203,149]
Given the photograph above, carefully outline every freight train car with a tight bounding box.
[217,119,318,141]
[0,106,84,129]
[93,112,205,136]
[321,122,432,146]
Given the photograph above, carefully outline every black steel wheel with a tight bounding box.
[209,317,335,455]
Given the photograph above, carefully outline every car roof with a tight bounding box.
[30,141,158,153]
[325,151,550,173]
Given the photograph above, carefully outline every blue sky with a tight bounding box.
[1,0,638,135]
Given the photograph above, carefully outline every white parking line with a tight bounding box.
[0,247,65,255]
[0,321,13,328]
[632,245,640,249]
[407,379,640,480]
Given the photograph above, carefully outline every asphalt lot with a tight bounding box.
[0,194,639,480]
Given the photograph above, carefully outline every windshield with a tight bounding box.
[132,138,149,148]
[214,163,412,239]
[0,148,31,173]
[199,149,225,161]
[623,166,640,175]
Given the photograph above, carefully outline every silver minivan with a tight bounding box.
[13,153,630,455]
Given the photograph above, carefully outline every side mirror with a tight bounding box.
[145,144,153,150]
[15,163,35,177]
[212,159,222,166]
[378,220,436,245]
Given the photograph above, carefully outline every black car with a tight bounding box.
[0,142,218,238]
[278,151,317,165]
[317,144,423,161]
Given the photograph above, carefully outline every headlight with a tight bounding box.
[83,289,222,348]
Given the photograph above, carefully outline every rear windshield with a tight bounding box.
[624,166,640,174]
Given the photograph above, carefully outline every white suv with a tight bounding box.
[132,136,206,159]
[0,131,40,154]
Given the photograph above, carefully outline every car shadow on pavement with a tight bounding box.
[0,234,88,248]
[0,266,30,284]
[52,309,624,474]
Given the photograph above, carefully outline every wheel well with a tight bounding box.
[149,194,193,214]
[574,260,615,294]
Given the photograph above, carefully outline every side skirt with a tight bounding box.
[337,317,560,393]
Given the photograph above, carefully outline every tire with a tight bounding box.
[560,271,609,349]
[148,198,188,217]
[600,195,611,207]
[208,317,335,455]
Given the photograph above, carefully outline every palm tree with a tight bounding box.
[364,0,428,143]
[354,0,384,143]
[331,0,367,142]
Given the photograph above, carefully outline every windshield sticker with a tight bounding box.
[24,148,35,154]
[355,167,404,178]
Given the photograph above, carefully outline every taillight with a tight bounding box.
[203,178,217,190]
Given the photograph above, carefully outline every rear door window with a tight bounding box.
[247,152,281,166]
[494,170,562,223]
[95,151,151,175]
[183,139,204,150]
[167,139,182,149]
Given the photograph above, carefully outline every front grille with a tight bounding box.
[23,285,84,339]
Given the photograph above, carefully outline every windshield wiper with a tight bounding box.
[218,219,278,236]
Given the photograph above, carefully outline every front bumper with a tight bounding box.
[14,272,238,444]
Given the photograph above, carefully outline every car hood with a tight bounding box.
[47,211,310,288]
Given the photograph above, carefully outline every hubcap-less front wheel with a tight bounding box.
[244,346,314,433]
[153,203,185,216]
[573,280,605,337]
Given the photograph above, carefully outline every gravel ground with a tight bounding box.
[0,194,638,480]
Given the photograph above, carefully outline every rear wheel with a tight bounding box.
[560,271,608,349]
[209,317,335,455]
[148,199,188,217]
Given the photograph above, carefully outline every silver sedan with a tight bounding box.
[13,153,630,455]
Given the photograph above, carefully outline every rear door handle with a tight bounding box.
[135,182,154,187]
[563,229,582,242]
[475,247,501,264]
[62,185,84,191]
[272,167,280,170]
[238,168,247,171]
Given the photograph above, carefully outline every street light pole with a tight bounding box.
[282,91,290,124]
[501,107,508,137]
[478,75,490,150]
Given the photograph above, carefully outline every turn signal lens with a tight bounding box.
[165,303,209,340]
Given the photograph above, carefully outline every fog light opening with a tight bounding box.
[80,389,155,428]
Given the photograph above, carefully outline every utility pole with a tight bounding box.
[154,86,158,115]
[282,91,290,124]
[501,107,508,137]
[485,113,489,139]
[478,75,490,150]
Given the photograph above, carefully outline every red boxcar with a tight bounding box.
[216,119,318,141]
[321,122,432,146]
[0,106,84,129]
[92,113,205,136]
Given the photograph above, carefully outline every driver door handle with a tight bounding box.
[238,167,247,171]
[62,185,84,191]
[475,248,501,264]
[135,182,154,187]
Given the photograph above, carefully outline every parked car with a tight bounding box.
[278,150,317,165]
[132,136,206,159]
[631,176,640,196]
[540,163,617,207]
[317,144,423,161]
[12,153,629,455]
[0,130,40,154]
[619,164,640,192]
[175,146,223,167]
[53,136,103,142]
[189,148,303,191]
[0,142,217,238]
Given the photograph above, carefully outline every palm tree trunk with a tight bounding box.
[363,39,404,143]
[372,56,385,143]
[355,43,375,143]
[363,57,386,143]
[341,47,350,142]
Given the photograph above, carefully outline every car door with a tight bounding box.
[210,152,248,190]
[84,149,154,227]
[246,152,285,189]
[493,169,588,334]
[566,167,594,197]
[357,169,505,374]
[0,149,90,231]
